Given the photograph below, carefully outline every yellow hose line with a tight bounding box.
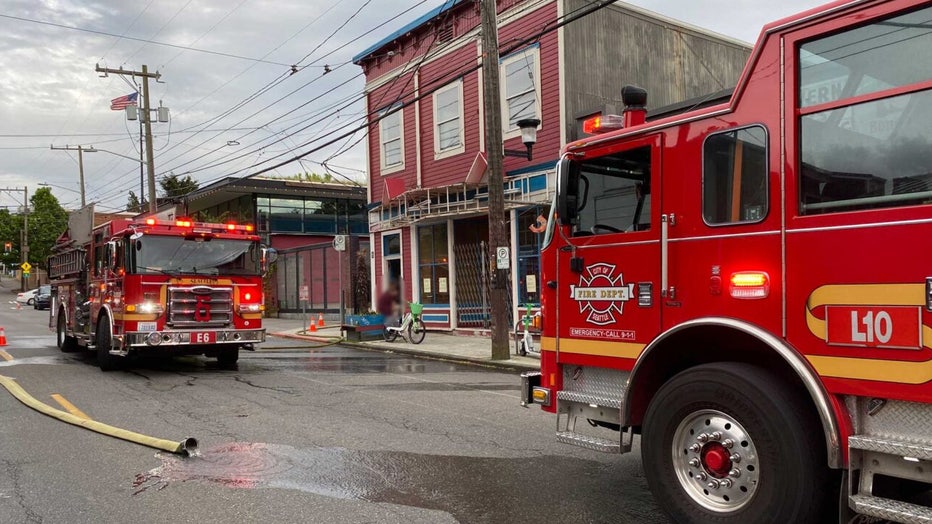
[0,375,196,456]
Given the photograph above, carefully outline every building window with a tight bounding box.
[256,195,366,234]
[517,207,544,306]
[501,47,540,136]
[379,103,404,173]
[417,224,449,305]
[798,6,932,215]
[433,80,464,157]
[702,126,768,225]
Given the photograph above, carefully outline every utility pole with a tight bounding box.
[480,0,511,360]
[2,187,28,291]
[49,145,90,207]
[95,64,161,214]
[23,186,28,292]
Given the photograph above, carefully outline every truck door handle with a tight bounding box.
[547,280,557,289]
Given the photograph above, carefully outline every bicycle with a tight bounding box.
[383,302,427,344]
[515,303,540,356]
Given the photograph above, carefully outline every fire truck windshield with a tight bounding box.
[132,235,260,276]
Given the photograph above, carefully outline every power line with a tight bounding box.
[228,0,622,181]
[0,13,309,67]
[85,0,592,206]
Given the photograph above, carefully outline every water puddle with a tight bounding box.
[135,442,665,523]
[0,356,67,367]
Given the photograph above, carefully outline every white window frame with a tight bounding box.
[500,46,542,140]
[379,103,405,174]
[433,80,465,159]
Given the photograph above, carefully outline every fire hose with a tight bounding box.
[0,375,197,456]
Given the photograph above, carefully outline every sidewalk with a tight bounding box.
[261,317,540,371]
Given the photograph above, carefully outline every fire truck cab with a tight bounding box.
[49,215,273,371]
[522,0,932,522]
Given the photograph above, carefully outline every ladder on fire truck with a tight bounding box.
[48,248,84,279]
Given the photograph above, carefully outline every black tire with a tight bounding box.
[641,362,829,524]
[27,298,34,306]
[383,323,399,342]
[217,347,239,369]
[408,318,426,344]
[96,316,122,371]
[56,310,78,353]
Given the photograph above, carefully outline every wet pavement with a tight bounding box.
[0,298,669,524]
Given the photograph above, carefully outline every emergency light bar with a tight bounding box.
[582,113,624,134]
[136,217,255,233]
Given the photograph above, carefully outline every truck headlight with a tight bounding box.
[127,302,164,314]
[238,304,262,313]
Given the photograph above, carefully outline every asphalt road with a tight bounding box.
[0,296,668,524]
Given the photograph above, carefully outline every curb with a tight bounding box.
[266,331,539,372]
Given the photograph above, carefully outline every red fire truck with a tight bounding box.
[48,213,273,371]
[521,0,932,522]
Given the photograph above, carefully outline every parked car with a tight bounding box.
[34,285,51,310]
[16,288,38,306]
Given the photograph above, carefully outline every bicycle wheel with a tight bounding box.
[383,326,398,342]
[408,318,426,344]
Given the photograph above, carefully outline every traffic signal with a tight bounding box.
[3,242,9,253]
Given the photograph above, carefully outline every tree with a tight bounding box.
[26,187,68,269]
[159,173,199,199]
[126,191,147,213]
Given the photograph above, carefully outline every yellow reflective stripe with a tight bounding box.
[808,354,932,385]
[542,336,644,358]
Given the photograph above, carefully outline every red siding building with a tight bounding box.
[354,0,750,331]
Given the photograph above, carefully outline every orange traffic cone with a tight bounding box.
[317,312,324,327]
[308,323,317,333]
[0,327,7,346]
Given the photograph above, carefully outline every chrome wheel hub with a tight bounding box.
[672,409,759,513]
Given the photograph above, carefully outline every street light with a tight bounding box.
[93,148,146,164]
[503,118,541,161]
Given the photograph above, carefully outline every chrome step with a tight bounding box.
[556,431,621,453]
[850,435,932,461]
[850,494,932,524]
[556,390,621,409]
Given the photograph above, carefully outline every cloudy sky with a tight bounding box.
[0,0,826,212]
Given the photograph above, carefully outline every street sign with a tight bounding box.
[332,235,347,252]
[20,262,31,272]
[496,247,510,269]
[299,285,309,301]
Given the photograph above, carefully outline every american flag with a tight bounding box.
[110,92,138,110]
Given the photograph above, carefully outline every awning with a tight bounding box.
[384,177,406,200]
[465,152,487,185]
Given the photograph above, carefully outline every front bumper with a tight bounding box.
[123,328,266,347]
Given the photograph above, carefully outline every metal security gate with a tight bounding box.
[453,241,512,328]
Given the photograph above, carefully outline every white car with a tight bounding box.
[16,288,38,305]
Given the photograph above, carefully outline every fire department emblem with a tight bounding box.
[571,263,634,326]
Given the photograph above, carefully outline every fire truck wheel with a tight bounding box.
[217,347,239,369]
[96,316,122,372]
[642,362,828,524]
[56,311,78,353]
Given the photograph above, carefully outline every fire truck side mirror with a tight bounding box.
[556,158,579,226]
[106,241,119,272]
